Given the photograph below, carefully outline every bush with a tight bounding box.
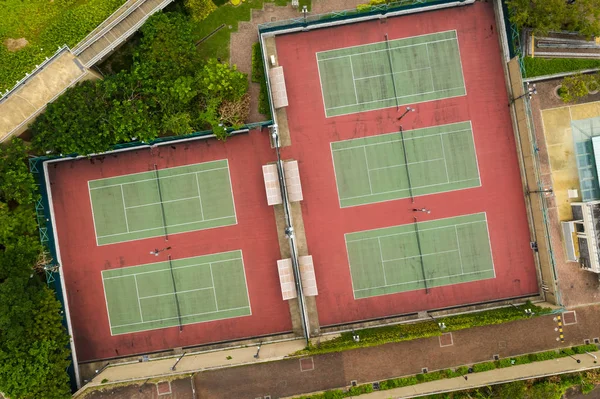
[185,0,217,21]
[251,42,272,118]
[560,74,593,103]
[472,362,496,373]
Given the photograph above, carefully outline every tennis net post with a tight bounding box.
[153,164,169,241]
[384,33,400,111]
[168,255,183,332]
[399,126,415,203]
[413,216,429,294]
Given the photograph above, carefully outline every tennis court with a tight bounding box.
[317,30,465,117]
[102,250,251,335]
[345,213,495,299]
[89,160,236,245]
[331,121,480,207]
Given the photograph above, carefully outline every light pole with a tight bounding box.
[302,5,308,24]
[561,350,581,363]
[150,246,171,256]
[397,106,416,121]
[509,82,537,106]
[413,208,431,214]
[429,314,446,331]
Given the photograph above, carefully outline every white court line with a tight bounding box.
[209,263,219,311]
[111,306,251,329]
[88,160,228,183]
[332,122,471,145]
[377,238,388,285]
[346,220,486,243]
[317,38,455,62]
[139,286,214,300]
[332,129,472,151]
[425,43,436,91]
[341,177,479,201]
[383,249,459,263]
[367,158,445,171]
[455,226,464,274]
[97,216,235,239]
[103,258,242,280]
[439,135,450,183]
[363,147,373,194]
[349,57,359,103]
[316,30,457,57]
[354,270,492,292]
[125,195,202,210]
[326,86,466,111]
[194,173,205,220]
[120,186,130,233]
[133,275,144,322]
[88,181,101,246]
[352,66,432,82]
[89,167,229,190]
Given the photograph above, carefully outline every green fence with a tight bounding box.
[258,0,471,34]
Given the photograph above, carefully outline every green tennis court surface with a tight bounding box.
[346,213,494,299]
[331,121,480,208]
[102,250,250,335]
[317,30,466,117]
[89,160,236,245]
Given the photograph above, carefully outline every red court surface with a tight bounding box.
[48,134,292,362]
[275,1,539,326]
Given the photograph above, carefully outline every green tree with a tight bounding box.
[0,244,71,399]
[197,59,248,101]
[507,0,600,37]
[559,74,593,103]
[184,0,217,22]
[0,138,37,206]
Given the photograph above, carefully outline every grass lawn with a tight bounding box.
[0,0,126,93]
[193,0,311,61]
[193,0,266,61]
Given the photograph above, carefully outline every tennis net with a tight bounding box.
[153,164,169,241]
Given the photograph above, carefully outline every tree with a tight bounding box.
[559,74,595,103]
[507,0,600,37]
[0,138,37,206]
[184,0,216,22]
[197,59,248,101]
[0,243,71,399]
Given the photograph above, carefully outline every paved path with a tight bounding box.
[82,304,600,398]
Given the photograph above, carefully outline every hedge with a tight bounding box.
[296,301,551,356]
[523,57,600,78]
[251,42,272,118]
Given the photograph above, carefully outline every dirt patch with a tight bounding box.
[3,38,29,52]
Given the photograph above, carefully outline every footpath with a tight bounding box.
[83,304,600,398]
[332,351,600,399]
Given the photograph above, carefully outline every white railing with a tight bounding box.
[0,45,70,103]
[71,0,146,55]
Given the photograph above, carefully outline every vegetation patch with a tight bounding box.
[252,42,272,118]
[523,57,600,78]
[0,0,126,93]
[295,344,598,399]
[296,302,551,356]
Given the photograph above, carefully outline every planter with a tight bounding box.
[554,85,565,100]
[587,80,600,95]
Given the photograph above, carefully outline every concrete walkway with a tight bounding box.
[325,351,600,399]
[82,339,305,388]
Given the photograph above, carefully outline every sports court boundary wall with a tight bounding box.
[28,123,271,390]
[493,0,561,306]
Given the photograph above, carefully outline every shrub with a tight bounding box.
[560,74,593,103]
[472,362,496,373]
[185,0,217,21]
